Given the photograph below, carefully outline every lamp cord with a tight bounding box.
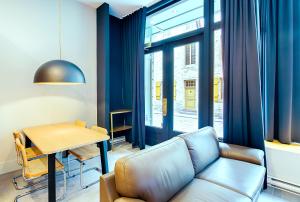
[58,0,62,60]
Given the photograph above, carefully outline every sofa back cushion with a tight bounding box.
[114,137,195,202]
[179,126,220,174]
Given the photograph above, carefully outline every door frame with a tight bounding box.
[144,46,167,145]
[165,34,204,139]
[145,34,204,144]
[144,0,216,146]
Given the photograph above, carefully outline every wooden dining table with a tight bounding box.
[23,122,110,202]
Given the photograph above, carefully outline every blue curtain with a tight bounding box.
[221,0,265,152]
[122,8,147,149]
[222,0,267,188]
[260,0,300,144]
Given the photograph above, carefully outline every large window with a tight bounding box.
[145,0,204,45]
[145,51,163,128]
[173,42,199,132]
[213,29,223,138]
[213,0,223,138]
[214,0,221,22]
[144,0,224,141]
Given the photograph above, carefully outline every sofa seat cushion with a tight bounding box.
[169,179,251,202]
[179,127,220,174]
[115,137,195,202]
[196,157,265,200]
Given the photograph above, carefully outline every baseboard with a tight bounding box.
[268,177,300,195]
[0,159,20,175]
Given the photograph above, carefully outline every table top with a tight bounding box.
[23,123,110,155]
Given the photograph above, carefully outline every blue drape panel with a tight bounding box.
[222,0,266,188]
[260,0,300,144]
[122,8,147,149]
[221,0,265,151]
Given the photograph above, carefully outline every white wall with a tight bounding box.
[265,141,300,192]
[0,0,97,174]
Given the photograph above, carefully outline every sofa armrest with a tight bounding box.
[219,142,265,166]
[100,172,120,202]
[115,197,146,202]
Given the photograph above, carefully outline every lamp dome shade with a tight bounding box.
[34,60,86,84]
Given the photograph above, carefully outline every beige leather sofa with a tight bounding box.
[100,127,266,202]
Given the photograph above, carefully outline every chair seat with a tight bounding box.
[24,157,64,179]
[26,146,43,160]
[69,144,99,161]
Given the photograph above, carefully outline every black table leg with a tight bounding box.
[25,136,32,148]
[97,141,109,174]
[48,153,56,202]
[62,150,69,158]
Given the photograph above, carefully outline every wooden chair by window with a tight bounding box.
[14,138,66,202]
[67,125,107,189]
[12,131,44,190]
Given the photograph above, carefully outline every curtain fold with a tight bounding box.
[122,8,147,149]
[222,0,266,188]
[260,0,300,144]
[221,0,265,151]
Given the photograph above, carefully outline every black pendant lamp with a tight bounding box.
[34,60,85,84]
[34,0,85,85]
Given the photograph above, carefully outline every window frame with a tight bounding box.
[145,0,205,45]
[145,0,222,132]
[185,43,197,65]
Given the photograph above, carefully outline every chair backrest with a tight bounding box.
[91,125,108,135]
[74,120,87,128]
[15,138,28,167]
[13,131,26,166]
[13,131,26,145]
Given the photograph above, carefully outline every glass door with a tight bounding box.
[145,50,169,143]
[145,36,203,144]
[173,41,200,133]
[145,51,164,128]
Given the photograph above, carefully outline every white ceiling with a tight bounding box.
[77,0,161,18]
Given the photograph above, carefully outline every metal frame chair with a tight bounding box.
[67,125,107,189]
[14,138,66,202]
[12,131,45,190]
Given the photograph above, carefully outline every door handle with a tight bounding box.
[163,98,167,116]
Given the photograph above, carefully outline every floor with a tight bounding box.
[0,142,299,202]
